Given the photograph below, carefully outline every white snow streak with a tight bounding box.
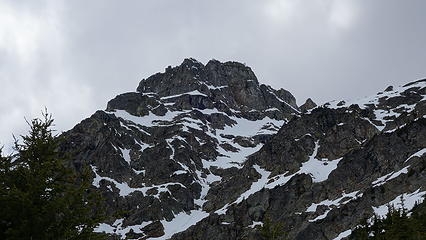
[300,141,342,183]
[372,188,426,218]
[372,166,410,187]
[333,229,352,240]
[95,219,152,239]
[306,191,362,222]
[405,148,426,163]
[150,210,209,240]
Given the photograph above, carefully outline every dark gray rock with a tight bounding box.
[300,98,317,113]
[384,85,394,92]
[141,221,165,239]
[136,58,299,116]
[59,60,426,240]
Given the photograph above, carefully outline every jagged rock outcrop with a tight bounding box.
[60,57,426,240]
[134,59,298,114]
[60,58,300,239]
[300,98,317,113]
[171,78,426,240]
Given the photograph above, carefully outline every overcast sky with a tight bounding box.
[1,0,426,149]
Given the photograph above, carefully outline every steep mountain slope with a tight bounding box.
[171,79,426,240]
[61,59,426,240]
[60,58,300,239]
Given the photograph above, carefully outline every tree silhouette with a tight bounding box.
[0,111,106,240]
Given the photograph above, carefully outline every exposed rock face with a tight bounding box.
[171,79,426,240]
[60,58,299,239]
[60,58,426,240]
[134,58,298,114]
[300,98,317,113]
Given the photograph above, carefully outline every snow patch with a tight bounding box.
[248,221,263,228]
[307,191,362,213]
[372,188,426,218]
[120,148,131,165]
[372,166,410,187]
[405,148,426,163]
[204,83,228,90]
[325,81,426,132]
[150,210,209,240]
[161,90,208,100]
[203,143,263,170]
[333,229,352,240]
[113,109,190,128]
[299,141,342,183]
[216,165,271,214]
[91,165,185,198]
[94,218,152,239]
[306,191,362,222]
[265,171,294,189]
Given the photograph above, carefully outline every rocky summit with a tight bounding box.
[60,58,426,240]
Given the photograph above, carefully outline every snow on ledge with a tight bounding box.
[372,165,410,187]
[215,165,271,215]
[405,148,426,163]
[91,165,185,197]
[94,218,152,239]
[332,229,352,240]
[300,141,342,183]
[150,210,209,240]
[306,191,362,222]
[372,188,426,218]
[160,90,208,100]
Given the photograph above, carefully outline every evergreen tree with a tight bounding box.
[0,112,105,240]
[350,198,426,240]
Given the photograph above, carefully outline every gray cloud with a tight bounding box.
[1,0,426,149]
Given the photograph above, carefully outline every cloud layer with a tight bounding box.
[1,0,426,149]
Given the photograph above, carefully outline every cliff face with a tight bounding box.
[60,59,426,240]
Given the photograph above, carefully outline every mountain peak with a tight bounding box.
[300,98,317,113]
[181,57,204,69]
[63,68,426,240]
[136,58,258,94]
[130,58,298,115]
